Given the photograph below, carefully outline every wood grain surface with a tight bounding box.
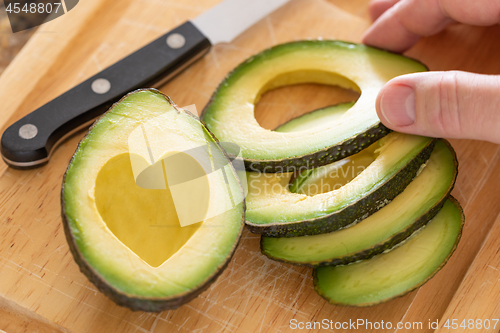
[0,2,37,76]
[1,0,500,332]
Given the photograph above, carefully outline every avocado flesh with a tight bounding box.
[276,102,374,194]
[275,103,354,133]
[313,198,463,306]
[95,153,204,268]
[290,144,378,195]
[202,41,427,171]
[261,140,457,265]
[245,133,435,236]
[62,89,244,311]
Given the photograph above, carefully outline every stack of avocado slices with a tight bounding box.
[253,106,462,306]
[61,40,463,311]
[202,41,464,306]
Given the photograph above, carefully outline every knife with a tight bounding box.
[1,0,291,169]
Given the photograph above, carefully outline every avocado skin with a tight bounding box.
[312,196,464,307]
[245,139,436,237]
[62,208,241,311]
[243,123,391,173]
[61,89,245,312]
[261,139,458,266]
[262,194,445,267]
[62,206,241,311]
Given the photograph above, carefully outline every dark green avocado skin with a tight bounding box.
[261,139,458,267]
[243,123,391,173]
[61,89,245,312]
[245,139,436,237]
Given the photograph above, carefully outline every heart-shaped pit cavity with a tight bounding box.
[95,153,209,268]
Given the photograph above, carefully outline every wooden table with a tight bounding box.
[1,0,500,332]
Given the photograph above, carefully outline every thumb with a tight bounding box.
[376,71,500,143]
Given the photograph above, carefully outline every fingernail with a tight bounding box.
[380,85,416,126]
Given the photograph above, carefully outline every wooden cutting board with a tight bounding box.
[1,0,500,332]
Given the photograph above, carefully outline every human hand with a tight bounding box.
[362,0,500,143]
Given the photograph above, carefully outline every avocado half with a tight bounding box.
[245,132,435,237]
[61,89,245,312]
[261,140,458,266]
[313,198,464,306]
[201,40,427,172]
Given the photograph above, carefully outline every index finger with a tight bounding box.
[362,0,453,52]
[363,0,500,53]
[368,0,400,21]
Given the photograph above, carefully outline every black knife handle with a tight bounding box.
[1,21,211,169]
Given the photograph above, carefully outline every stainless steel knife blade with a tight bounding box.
[192,0,290,45]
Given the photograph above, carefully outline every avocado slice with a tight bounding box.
[261,140,457,266]
[313,198,464,306]
[202,40,427,172]
[61,89,245,312]
[245,133,435,237]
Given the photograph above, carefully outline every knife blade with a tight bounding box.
[1,0,291,169]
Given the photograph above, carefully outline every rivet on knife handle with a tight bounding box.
[0,22,211,169]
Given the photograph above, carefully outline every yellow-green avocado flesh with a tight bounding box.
[261,140,457,266]
[202,40,427,172]
[313,198,463,306]
[61,89,244,312]
[275,103,354,133]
